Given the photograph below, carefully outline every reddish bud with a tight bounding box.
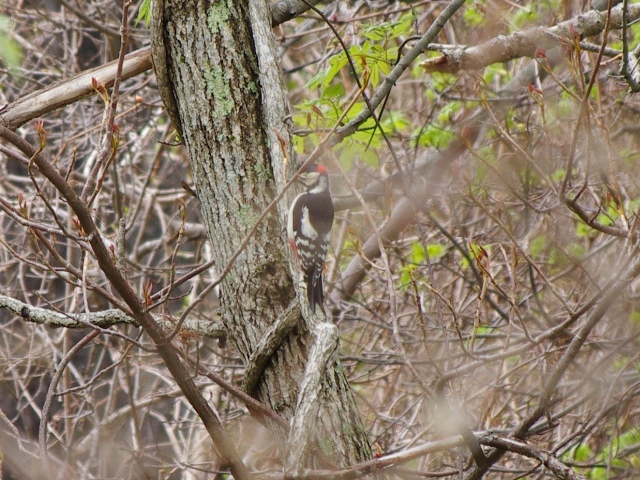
[34,120,46,149]
[373,442,383,459]
[534,48,547,59]
[527,84,542,95]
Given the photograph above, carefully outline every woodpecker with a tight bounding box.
[287,164,334,313]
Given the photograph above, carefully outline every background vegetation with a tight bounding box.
[1,0,640,478]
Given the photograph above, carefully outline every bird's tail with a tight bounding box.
[305,267,324,313]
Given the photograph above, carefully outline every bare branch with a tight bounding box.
[0,1,324,129]
[0,292,225,337]
[421,2,640,73]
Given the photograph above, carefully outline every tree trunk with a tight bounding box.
[152,0,372,470]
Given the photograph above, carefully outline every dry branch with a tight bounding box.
[0,124,254,480]
[421,2,640,73]
[0,293,225,337]
[0,1,322,130]
[0,48,151,129]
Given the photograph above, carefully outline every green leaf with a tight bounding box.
[391,13,414,38]
[322,83,345,100]
[427,243,446,259]
[475,325,493,336]
[411,124,453,149]
[382,112,410,133]
[358,148,379,168]
[0,15,24,71]
[567,243,585,259]
[337,140,378,169]
[463,4,486,27]
[551,168,567,183]
[617,428,640,449]
[529,235,547,258]
[412,242,446,263]
[411,243,425,263]
[399,264,416,288]
[368,62,380,87]
[511,7,538,30]
[483,63,509,85]
[306,69,328,91]
[437,101,461,124]
[575,219,593,239]
[324,55,349,87]
[574,443,592,462]
[136,0,152,27]
[362,24,386,42]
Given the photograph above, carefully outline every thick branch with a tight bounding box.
[270,0,322,27]
[0,1,320,129]
[0,48,152,130]
[422,2,639,73]
[0,293,225,338]
[286,323,340,472]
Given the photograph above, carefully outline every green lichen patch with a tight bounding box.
[203,65,234,118]
[206,2,230,34]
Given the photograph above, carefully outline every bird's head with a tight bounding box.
[298,164,329,193]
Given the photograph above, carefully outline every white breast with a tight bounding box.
[299,206,317,240]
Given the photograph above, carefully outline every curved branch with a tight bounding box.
[242,302,301,396]
[422,2,640,74]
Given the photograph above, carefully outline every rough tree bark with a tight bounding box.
[151,0,372,471]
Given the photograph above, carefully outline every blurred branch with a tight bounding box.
[263,430,585,480]
[480,435,586,480]
[270,0,322,26]
[330,46,568,306]
[328,150,464,308]
[464,256,640,480]
[285,435,468,480]
[0,425,56,480]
